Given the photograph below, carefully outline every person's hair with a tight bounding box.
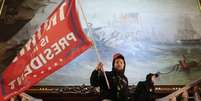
[146,73,159,82]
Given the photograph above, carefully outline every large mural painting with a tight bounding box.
[38,0,201,85]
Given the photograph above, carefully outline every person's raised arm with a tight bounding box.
[90,62,103,87]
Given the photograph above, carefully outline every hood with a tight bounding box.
[112,53,126,75]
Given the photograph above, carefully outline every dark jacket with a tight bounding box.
[134,81,156,101]
[90,70,128,101]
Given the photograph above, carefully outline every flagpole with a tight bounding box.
[77,0,111,89]
[0,0,5,16]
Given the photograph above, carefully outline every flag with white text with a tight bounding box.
[0,0,92,100]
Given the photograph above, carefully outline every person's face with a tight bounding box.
[114,58,124,71]
[151,75,157,83]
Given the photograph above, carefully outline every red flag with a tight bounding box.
[0,0,92,100]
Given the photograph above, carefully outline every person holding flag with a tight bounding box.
[90,53,129,101]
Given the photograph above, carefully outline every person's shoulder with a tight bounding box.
[138,81,145,84]
[105,71,118,78]
[137,81,146,86]
[105,71,113,75]
[124,75,128,80]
